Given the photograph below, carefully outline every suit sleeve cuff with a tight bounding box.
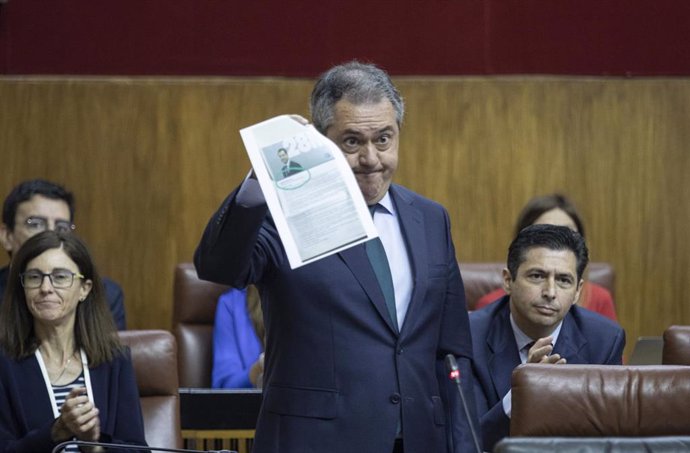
[236,172,265,207]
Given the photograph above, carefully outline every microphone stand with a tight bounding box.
[445,354,482,453]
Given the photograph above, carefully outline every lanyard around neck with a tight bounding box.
[35,348,94,418]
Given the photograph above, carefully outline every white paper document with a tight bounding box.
[240,115,378,269]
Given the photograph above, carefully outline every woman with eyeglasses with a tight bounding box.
[0,231,146,452]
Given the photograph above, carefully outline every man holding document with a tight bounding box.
[194,61,479,453]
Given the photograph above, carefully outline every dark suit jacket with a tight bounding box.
[0,349,147,452]
[0,266,126,330]
[469,296,625,450]
[281,161,304,178]
[195,183,479,453]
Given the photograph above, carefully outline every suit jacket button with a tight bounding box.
[390,393,401,404]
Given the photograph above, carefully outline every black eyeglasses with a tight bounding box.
[20,269,84,289]
[22,216,75,234]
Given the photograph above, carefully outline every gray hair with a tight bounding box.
[310,61,405,134]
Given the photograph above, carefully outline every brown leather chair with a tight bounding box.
[172,262,229,388]
[511,364,690,438]
[663,325,690,365]
[460,261,615,311]
[118,330,182,449]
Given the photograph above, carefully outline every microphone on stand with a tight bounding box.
[50,440,236,453]
[445,354,482,453]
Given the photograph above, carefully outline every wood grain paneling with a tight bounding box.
[1,76,688,359]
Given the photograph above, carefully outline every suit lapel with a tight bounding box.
[553,311,588,363]
[339,244,398,334]
[389,186,426,336]
[487,304,521,399]
[337,186,423,336]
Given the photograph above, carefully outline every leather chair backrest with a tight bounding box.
[172,262,229,388]
[663,325,690,365]
[118,330,181,449]
[511,364,690,437]
[460,261,615,311]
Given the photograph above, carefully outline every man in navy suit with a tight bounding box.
[195,62,479,453]
[470,224,625,450]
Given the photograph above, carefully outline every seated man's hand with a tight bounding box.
[527,336,567,365]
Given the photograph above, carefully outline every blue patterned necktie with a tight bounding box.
[366,204,398,331]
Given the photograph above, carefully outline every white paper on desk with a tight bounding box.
[240,115,378,269]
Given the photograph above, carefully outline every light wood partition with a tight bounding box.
[1,76,689,359]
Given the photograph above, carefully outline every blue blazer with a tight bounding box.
[195,183,479,453]
[469,296,625,450]
[212,287,263,388]
[0,349,147,452]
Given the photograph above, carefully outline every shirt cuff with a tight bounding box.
[502,389,512,418]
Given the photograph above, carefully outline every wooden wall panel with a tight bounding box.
[1,76,689,360]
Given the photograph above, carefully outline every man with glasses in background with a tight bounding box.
[0,179,126,329]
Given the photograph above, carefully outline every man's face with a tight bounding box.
[277,149,289,164]
[504,247,583,339]
[325,99,399,205]
[0,195,72,255]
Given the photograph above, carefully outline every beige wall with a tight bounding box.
[2,76,689,359]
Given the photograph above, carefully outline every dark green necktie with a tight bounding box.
[366,204,398,331]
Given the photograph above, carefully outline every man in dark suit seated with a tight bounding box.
[0,179,127,329]
[195,61,479,453]
[470,224,625,451]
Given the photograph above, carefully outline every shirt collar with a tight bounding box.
[509,312,564,351]
[377,192,396,217]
